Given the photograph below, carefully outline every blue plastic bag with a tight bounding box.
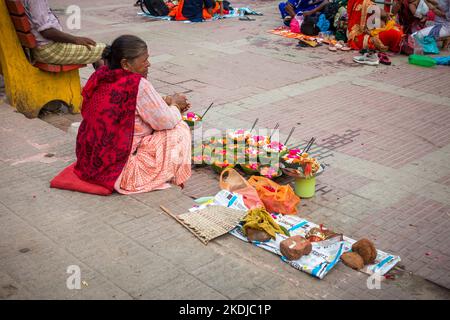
[317,14,330,32]
[415,34,440,54]
[433,55,450,65]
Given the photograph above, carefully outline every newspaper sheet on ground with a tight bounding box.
[192,190,401,279]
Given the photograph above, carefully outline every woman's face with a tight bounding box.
[121,50,151,78]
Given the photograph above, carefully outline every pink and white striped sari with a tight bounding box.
[115,78,191,194]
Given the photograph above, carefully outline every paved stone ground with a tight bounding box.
[1,0,450,299]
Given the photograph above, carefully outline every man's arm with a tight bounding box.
[28,1,96,48]
[40,29,96,49]
[285,3,297,18]
[302,0,330,16]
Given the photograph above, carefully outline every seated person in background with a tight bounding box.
[392,0,445,34]
[414,0,450,40]
[302,0,330,18]
[279,0,327,26]
[334,1,349,41]
[169,0,220,21]
[23,0,105,66]
[347,0,404,52]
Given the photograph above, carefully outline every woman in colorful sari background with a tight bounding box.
[75,35,192,195]
[347,0,404,52]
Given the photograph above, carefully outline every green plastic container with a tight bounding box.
[408,54,436,68]
[294,176,316,198]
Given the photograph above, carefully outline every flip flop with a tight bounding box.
[335,41,350,51]
[339,45,351,51]
[239,16,255,21]
[378,52,391,65]
[328,45,337,52]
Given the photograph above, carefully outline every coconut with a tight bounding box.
[352,239,377,265]
[341,252,365,270]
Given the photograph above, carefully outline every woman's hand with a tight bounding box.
[172,93,191,113]
[163,95,173,106]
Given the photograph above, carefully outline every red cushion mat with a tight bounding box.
[50,162,112,196]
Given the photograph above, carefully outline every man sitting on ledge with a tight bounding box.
[23,0,106,66]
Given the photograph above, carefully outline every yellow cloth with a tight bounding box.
[370,20,397,37]
[242,207,284,239]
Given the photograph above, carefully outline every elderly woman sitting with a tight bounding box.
[70,35,192,194]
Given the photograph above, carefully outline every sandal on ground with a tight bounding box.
[378,52,391,65]
[297,41,309,48]
[337,41,351,51]
[328,45,338,51]
[240,16,255,21]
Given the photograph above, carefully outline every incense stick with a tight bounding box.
[309,138,316,152]
[269,123,280,140]
[305,137,316,153]
[201,102,214,119]
[250,118,259,132]
[303,138,313,152]
[284,127,296,145]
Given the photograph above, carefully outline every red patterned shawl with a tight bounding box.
[74,66,142,191]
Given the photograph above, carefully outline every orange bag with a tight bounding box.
[248,176,300,215]
[219,168,264,209]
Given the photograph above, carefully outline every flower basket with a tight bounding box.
[259,165,283,179]
[227,129,251,143]
[281,163,325,179]
[262,141,288,159]
[239,163,261,176]
[211,161,235,174]
[182,112,202,128]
